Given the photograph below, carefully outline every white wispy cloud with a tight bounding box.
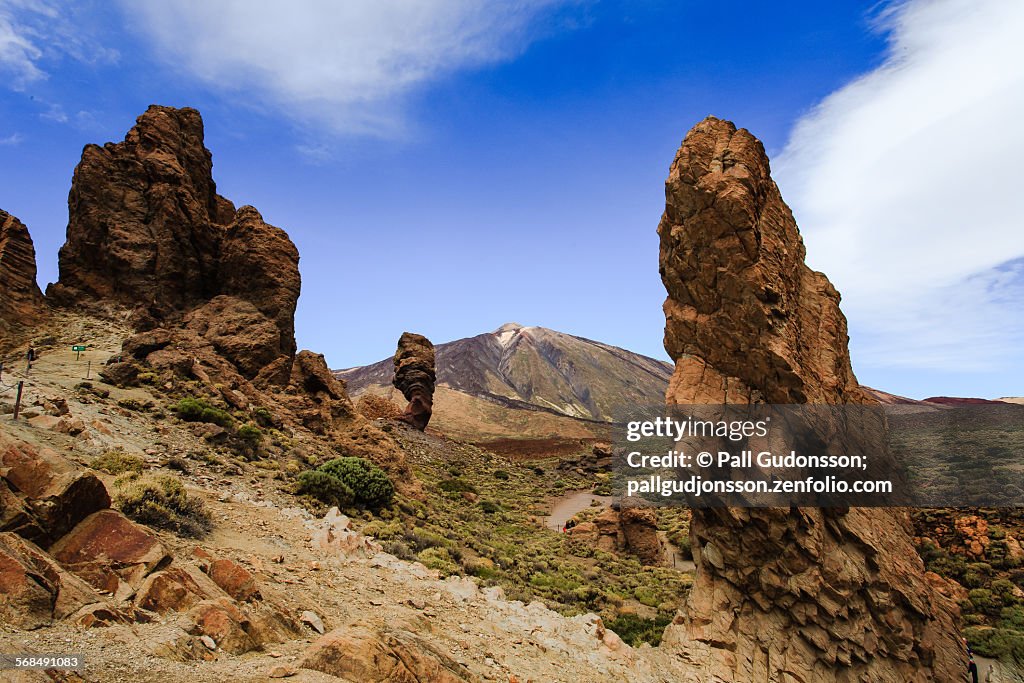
[0,0,118,89]
[121,0,574,137]
[775,0,1024,375]
[0,132,23,145]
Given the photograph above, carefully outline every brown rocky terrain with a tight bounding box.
[0,309,702,682]
[657,116,963,681]
[0,209,48,342]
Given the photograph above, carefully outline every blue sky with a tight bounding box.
[1,0,1022,400]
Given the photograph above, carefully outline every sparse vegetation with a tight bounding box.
[170,396,234,428]
[91,448,145,475]
[604,613,673,647]
[116,475,211,537]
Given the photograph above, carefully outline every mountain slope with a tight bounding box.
[335,323,673,442]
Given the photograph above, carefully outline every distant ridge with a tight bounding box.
[334,323,673,442]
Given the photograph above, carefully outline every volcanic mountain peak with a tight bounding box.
[336,324,672,436]
[493,322,525,347]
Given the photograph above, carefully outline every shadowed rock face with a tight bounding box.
[392,333,436,431]
[48,106,232,315]
[658,117,962,682]
[47,105,300,382]
[0,209,47,335]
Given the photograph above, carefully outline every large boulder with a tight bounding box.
[0,433,110,547]
[285,350,355,434]
[49,509,170,600]
[657,117,962,681]
[0,532,99,629]
[0,209,47,337]
[300,623,475,682]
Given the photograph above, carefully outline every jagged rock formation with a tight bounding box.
[46,105,299,383]
[658,117,962,681]
[569,504,663,566]
[35,105,414,490]
[393,333,436,431]
[0,209,47,337]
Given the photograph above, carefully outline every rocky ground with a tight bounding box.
[0,310,703,683]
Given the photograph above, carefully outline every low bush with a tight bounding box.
[170,397,234,428]
[493,469,510,480]
[965,625,1024,665]
[298,457,395,510]
[252,407,276,429]
[116,475,211,537]
[297,470,354,507]
[319,457,395,509]
[479,500,501,514]
[604,613,673,647]
[91,448,145,475]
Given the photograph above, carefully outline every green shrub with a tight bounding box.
[237,423,263,445]
[603,613,673,647]
[418,546,458,574]
[252,407,276,428]
[493,469,510,480]
[318,457,395,509]
[297,470,354,507]
[117,398,151,412]
[116,475,211,537]
[91,448,145,475]
[297,457,395,510]
[965,625,1024,664]
[479,500,501,514]
[170,397,233,428]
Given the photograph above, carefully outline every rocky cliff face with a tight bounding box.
[658,117,962,681]
[46,105,299,383]
[0,209,47,337]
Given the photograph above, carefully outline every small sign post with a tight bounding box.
[72,345,86,361]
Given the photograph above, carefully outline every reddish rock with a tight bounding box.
[0,209,47,335]
[47,106,230,316]
[187,598,259,655]
[0,532,98,629]
[50,509,169,597]
[218,205,300,364]
[135,565,226,614]
[47,105,302,385]
[657,117,962,682]
[0,480,44,543]
[618,506,662,566]
[0,433,110,546]
[953,515,990,559]
[206,558,260,602]
[286,350,355,434]
[392,333,436,431]
[300,624,473,682]
[185,295,287,380]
